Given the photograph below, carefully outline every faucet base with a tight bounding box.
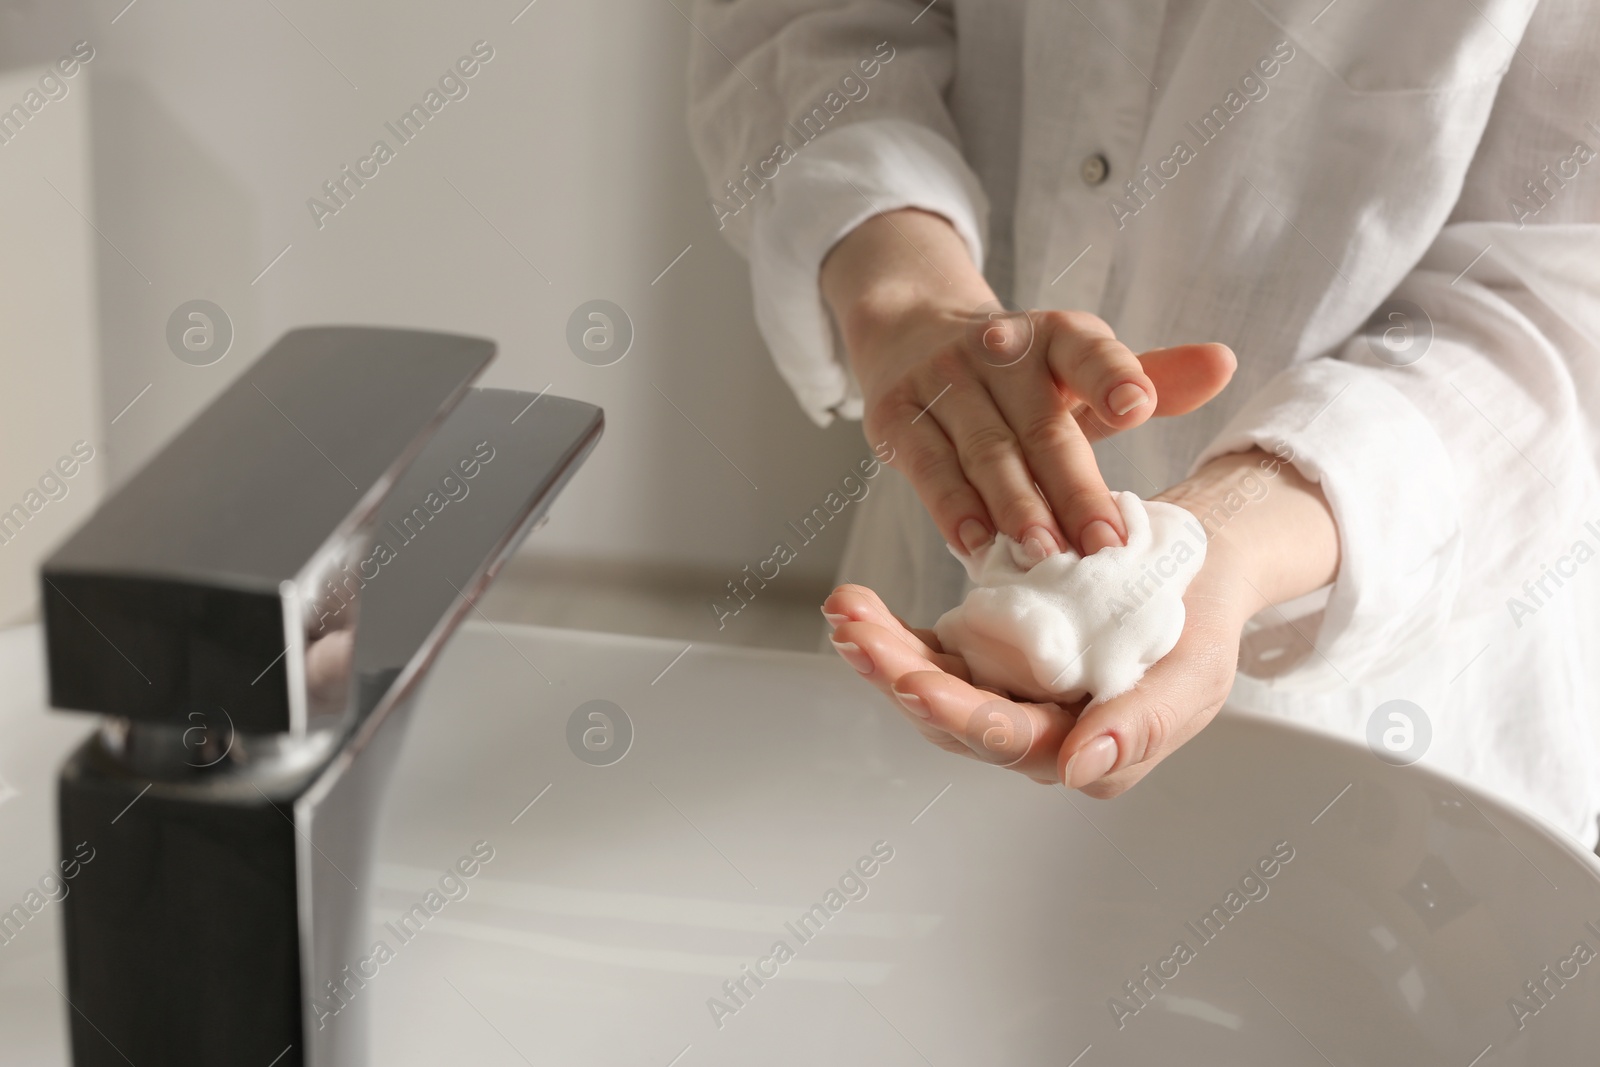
[58,735,305,1067]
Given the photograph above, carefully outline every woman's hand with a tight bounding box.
[823,448,1340,795]
[820,209,1237,559]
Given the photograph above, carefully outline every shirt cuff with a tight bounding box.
[1192,357,1464,686]
[747,118,989,427]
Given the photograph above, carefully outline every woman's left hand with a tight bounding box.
[824,448,1340,796]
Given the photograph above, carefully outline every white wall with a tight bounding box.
[2,0,869,615]
[0,17,103,624]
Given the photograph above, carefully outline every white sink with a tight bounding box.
[2,620,1598,1064]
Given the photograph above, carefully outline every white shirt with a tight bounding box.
[687,0,1600,846]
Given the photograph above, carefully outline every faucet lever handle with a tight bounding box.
[42,326,494,736]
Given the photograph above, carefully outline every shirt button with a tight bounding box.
[1080,153,1110,186]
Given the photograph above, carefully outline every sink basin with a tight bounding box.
[2,619,1598,1064]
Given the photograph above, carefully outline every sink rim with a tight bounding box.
[454,616,1600,875]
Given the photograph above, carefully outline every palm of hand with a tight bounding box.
[825,556,1246,795]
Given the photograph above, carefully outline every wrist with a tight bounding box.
[1157,448,1340,620]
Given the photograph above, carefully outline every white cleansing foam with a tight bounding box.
[934,492,1205,705]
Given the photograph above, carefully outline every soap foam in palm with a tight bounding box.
[934,492,1205,705]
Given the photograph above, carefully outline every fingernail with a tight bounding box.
[1065,735,1120,789]
[821,608,850,629]
[893,689,932,719]
[1021,526,1058,566]
[1108,382,1149,417]
[957,518,992,554]
[831,639,874,675]
[1079,519,1122,555]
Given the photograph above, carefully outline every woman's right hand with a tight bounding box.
[820,208,1237,559]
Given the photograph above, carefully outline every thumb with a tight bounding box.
[1055,619,1238,797]
[1136,343,1237,418]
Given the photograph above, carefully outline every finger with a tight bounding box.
[929,381,1066,561]
[829,618,972,698]
[1136,343,1237,416]
[828,621,971,751]
[892,669,1076,783]
[987,368,1126,557]
[823,584,945,655]
[969,305,1034,366]
[876,668,1004,764]
[878,396,996,555]
[1038,311,1158,432]
[1054,615,1238,798]
[1077,343,1237,441]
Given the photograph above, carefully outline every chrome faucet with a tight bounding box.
[41,327,603,1067]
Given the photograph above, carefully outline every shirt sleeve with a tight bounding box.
[686,1,989,426]
[1195,8,1600,687]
